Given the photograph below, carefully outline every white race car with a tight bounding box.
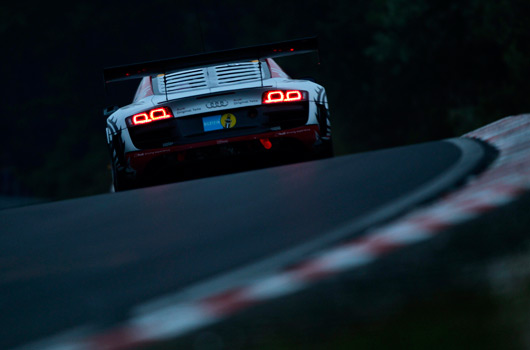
[104,38,332,190]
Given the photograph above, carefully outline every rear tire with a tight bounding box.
[111,164,135,192]
[321,138,334,158]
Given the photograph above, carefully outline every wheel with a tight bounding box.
[111,163,137,191]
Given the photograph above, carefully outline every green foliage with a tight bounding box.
[3,0,530,199]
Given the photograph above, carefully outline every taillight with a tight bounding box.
[132,113,150,125]
[263,90,306,104]
[285,90,302,102]
[128,107,173,126]
[264,91,285,103]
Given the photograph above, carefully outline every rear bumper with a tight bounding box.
[127,101,310,150]
[125,125,321,177]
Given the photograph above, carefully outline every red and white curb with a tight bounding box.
[20,115,530,350]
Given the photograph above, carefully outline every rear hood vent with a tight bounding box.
[158,61,266,95]
[215,61,262,85]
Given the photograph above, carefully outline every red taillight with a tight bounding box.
[130,107,173,126]
[263,90,285,104]
[263,90,305,104]
[149,107,172,121]
[132,113,150,125]
[285,90,302,102]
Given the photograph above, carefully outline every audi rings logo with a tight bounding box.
[206,100,228,108]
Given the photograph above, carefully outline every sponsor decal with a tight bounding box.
[221,113,236,129]
[203,115,222,132]
[202,113,237,131]
[132,149,171,158]
[176,107,203,115]
[233,98,260,106]
[176,108,192,115]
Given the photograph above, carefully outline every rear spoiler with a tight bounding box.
[103,37,318,83]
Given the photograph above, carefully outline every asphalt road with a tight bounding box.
[0,138,493,349]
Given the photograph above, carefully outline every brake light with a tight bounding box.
[263,90,305,104]
[150,108,172,121]
[132,113,150,125]
[285,90,302,102]
[263,91,284,103]
[130,107,173,126]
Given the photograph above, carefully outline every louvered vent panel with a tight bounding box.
[215,62,262,85]
[158,68,208,94]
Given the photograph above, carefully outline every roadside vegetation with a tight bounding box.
[2,0,530,199]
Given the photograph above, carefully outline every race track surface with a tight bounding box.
[0,138,492,349]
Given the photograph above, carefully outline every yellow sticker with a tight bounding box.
[221,113,236,129]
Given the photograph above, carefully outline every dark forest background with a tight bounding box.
[2,0,530,200]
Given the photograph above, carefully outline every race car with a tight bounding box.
[104,38,332,191]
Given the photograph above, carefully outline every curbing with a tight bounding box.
[18,114,530,350]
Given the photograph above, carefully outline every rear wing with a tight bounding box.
[103,37,318,83]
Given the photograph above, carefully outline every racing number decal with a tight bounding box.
[221,113,236,129]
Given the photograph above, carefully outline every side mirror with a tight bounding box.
[103,106,119,117]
